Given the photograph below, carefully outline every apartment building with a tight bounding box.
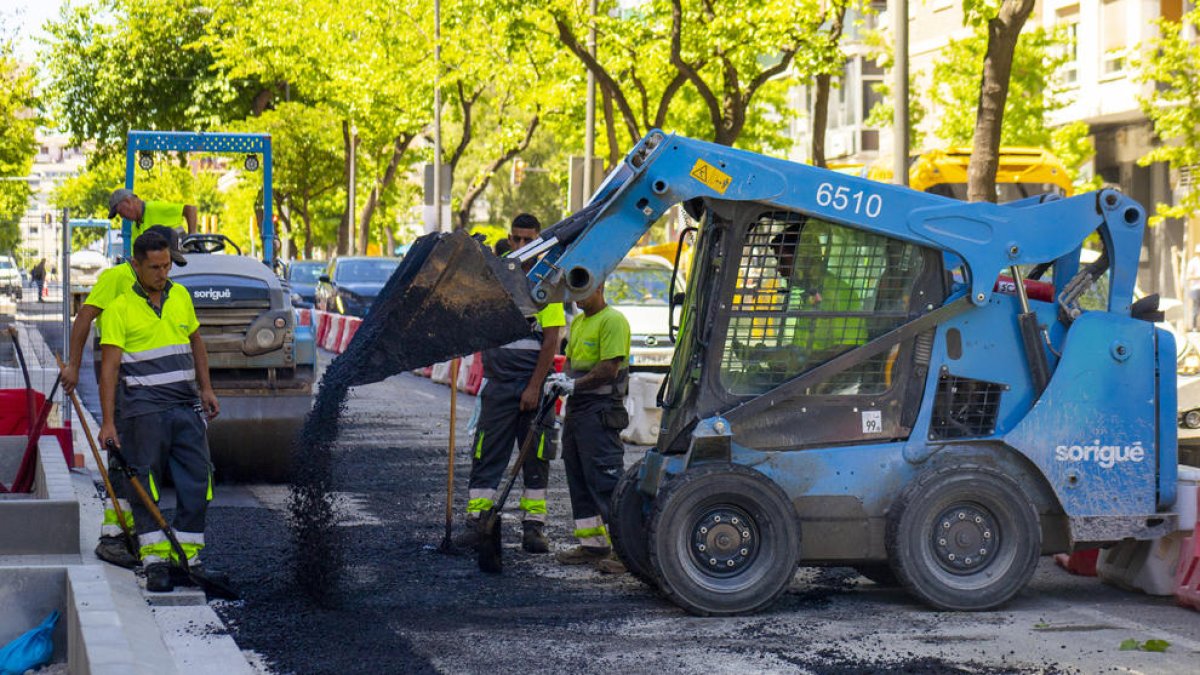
[17,133,87,270]
[794,0,1190,299]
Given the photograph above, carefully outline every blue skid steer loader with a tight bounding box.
[339,131,1182,615]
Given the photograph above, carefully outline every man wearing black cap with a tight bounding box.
[108,188,198,240]
[60,225,190,568]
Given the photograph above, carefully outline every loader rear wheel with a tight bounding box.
[648,464,800,616]
[609,459,657,588]
[887,465,1040,611]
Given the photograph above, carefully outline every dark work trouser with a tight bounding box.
[467,379,553,523]
[121,404,212,564]
[561,395,625,548]
[96,348,135,537]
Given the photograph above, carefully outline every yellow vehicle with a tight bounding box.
[871,147,1073,202]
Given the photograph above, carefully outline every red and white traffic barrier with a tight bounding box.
[297,308,312,327]
[339,316,362,353]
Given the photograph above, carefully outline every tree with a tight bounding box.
[962,0,1036,202]
[801,0,852,168]
[235,102,343,258]
[0,40,37,253]
[40,0,262,159]
[927,16,1094,188]
[1136,8,1200,225]
[545,0,810,155]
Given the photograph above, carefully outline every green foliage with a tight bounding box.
[1119,638,1170,652]
[1135,8,1200,224]
[863,27,926,150]
[928,24,1094,184]
[0,39,38,253]
[40,0,258,159]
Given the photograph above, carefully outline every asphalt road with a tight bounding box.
[207,354,1198,675]
[18,298,1200,673]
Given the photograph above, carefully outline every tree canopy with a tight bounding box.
[0,38,37,254]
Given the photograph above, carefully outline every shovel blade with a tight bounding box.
[477,511,503,574]
[338,230,536,388]
[190,569,240,601]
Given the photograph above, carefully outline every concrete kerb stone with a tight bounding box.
[0,435,79,556]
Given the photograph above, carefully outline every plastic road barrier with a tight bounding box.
[621,372,665,445]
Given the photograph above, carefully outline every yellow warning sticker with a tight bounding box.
[689,159,732,194]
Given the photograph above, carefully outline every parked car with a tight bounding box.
[285,260,325,308]
[606,255,681,372]
[0,255,21,300]
[314,256,402,317]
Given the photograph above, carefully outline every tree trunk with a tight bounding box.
[337,120,353,255]
[356,133,416,254]
[811,73,832,168]
[302,205,313,260]
[455,115,540,231]
[601,85,621,167]
[966,0,1036,203]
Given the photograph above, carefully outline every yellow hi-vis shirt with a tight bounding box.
[100,280,200,417]
[565,305,631,372]
[133,201,186,241]
[84,262,136,310]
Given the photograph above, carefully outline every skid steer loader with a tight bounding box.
[343,131,1182,615]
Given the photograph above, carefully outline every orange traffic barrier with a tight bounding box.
[339,317,362,353]
[1053,550,1099,577]
[1177,533,1200,611]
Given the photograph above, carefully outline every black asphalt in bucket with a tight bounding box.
[288,230,534,603]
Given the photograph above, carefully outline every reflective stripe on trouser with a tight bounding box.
[100,499,135,537]
[572,515,609,549]
[139,529,204,565]
[122,404,212,562]
[561,395,624,539]
[466,380,551,523]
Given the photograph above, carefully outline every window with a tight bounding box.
[719,212,925,397]
[1102,0,1127,75]
[1056,5,1080,85]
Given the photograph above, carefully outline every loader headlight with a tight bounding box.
[1184,409,1200,430]
[254,327,277,349]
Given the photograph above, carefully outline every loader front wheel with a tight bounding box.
[648,464,800,616]
[609,459,657,588]
[887,465,1041,611]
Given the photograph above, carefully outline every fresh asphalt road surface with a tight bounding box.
[23,297,1200,674]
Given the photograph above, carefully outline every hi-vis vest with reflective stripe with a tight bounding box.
[100,280,200,417]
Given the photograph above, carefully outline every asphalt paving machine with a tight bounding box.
[344,131,1182,615]
[119,131,315,482]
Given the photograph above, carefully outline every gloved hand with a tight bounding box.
[543,372,575,397]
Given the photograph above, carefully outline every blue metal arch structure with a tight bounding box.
[124,131,274,264]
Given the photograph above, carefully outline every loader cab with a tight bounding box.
[659,201,946,454]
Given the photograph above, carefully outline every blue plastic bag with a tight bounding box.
[0,610,58,675]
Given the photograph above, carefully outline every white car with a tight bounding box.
[0,255,21,300]
[606,255,681,372]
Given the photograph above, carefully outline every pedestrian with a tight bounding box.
[543,279,631,573]
[30,258,45,302]
[455,214,565,553]
[61,225,189,568]
[97,230,219,593]
[108,188,199,240]
[1187,245,1200,331]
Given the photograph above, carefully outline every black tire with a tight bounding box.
[648,464,800,616]
[609,459,657,587]
[853,564,899,586]
[886,464,1041,611]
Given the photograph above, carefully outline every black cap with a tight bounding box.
[143,225,188,266]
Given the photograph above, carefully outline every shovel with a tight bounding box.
[104,440,239,600]
[478,393,557,574]
[56,356,137,555]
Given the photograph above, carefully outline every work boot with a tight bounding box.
[555,545,611,565]
[596,555,627,575]
[144,563,174,593]
[451,520,481,550]
[521,521,549,554]
[94,536,139,569]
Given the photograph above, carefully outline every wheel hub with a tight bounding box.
[931,503,997,574]
[689,507,756,576]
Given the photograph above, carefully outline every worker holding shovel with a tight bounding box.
[454,214,565,554]
[97,230,220,593]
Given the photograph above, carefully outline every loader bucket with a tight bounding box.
[334,229,536,388]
